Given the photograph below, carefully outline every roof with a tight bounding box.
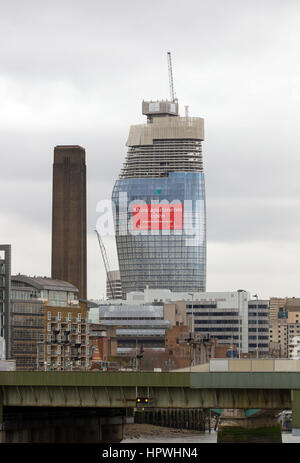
[100,320,170,328]
[11,275,78,293]
[98,304,164,318]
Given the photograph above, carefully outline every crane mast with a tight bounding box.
[167,51,176,102]
[95,229,115,300]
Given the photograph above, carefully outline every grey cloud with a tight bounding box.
[207,197,300,242]
[1,0,300,298]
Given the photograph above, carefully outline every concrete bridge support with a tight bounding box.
[217,409,282,443]
[292,390,300,436]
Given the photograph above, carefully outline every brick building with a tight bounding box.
[89,323,118,369]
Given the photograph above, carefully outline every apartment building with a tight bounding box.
[11,275,89,370]
[269,298,300,358]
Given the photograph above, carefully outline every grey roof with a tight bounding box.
[116,329,166,336]
[11,275,78,293]
[100,319,170,328]
[117,347,165,353]
[98,304,163,318]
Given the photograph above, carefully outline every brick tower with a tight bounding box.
[51,145,87,299]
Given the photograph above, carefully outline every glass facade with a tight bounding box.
[112,171,206,297]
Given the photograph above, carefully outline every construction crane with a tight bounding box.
[167,51,176,102]
[94,229,115,300]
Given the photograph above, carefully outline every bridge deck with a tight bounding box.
[0,371,299,388]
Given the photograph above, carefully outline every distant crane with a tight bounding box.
[167,51,176,102]
[94,229,115,300]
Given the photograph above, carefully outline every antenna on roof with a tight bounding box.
[167,51,176,103]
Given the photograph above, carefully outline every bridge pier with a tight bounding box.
[292,390,300,436]
[217,409,282,443]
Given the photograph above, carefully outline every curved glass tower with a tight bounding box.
[112,100,206,298]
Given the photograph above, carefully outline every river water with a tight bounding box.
[122,430,300,443]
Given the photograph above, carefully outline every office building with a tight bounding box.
[51,145,87,299]
[0,245,11,359]
[126,288,268,356]
[112,100,206,298]
[248,299,269,357]
[179,294,268,357]
[89,304,170,355]
[10,275,89,370]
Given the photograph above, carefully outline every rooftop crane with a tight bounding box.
[167,51,176,102]
[94,229,115,300]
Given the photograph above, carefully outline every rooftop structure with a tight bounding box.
[120,114,204,179]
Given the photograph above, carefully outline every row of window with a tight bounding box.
[195,328,239,332]
[194,319,239,325]
[47,312,81,321]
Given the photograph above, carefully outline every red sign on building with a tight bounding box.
[132,203,183,230]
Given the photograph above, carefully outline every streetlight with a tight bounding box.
[188,293,194,338]
[253,294,259,359]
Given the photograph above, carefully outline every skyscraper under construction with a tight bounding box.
[112,59,206,298]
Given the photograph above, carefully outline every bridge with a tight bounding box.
[0,370,299,442]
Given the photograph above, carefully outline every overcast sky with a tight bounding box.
[1,0,300,300]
